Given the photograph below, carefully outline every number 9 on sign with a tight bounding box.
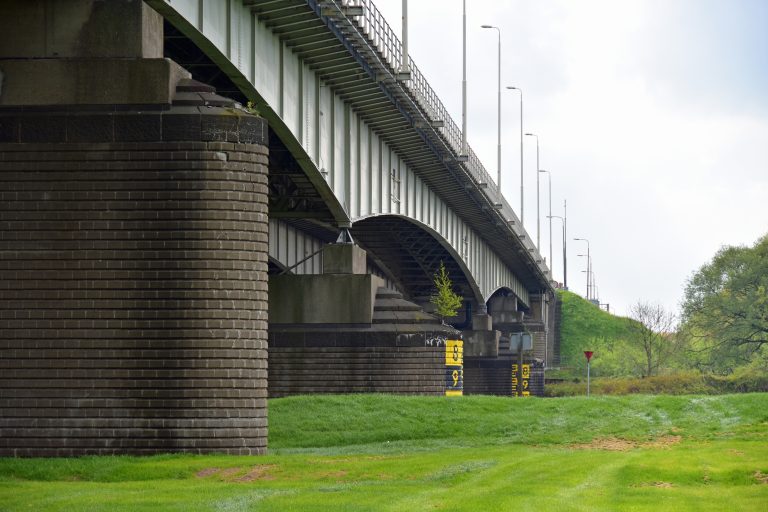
[445,367,463,391]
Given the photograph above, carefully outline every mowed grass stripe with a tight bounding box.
[269,393,768,451]
[1,394,767,511]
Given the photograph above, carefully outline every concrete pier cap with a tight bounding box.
[0,0,187,107]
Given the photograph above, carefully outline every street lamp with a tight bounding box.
[461,0,467,156]
[574,237,591,300]
[506,86,523,224]
[539,169,552,277]
[548,213,567,288]
[524,132,540,249]
[481,24,501,191]
[578,256,591,300]
[397,0,411,79]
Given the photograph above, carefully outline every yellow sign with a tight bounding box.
[513,363,532,397]
[445,339,463,366]
[445,339,463,396]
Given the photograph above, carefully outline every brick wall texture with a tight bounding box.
[269,331,448,397]
[464,357,544,396]
[0,111,269,455]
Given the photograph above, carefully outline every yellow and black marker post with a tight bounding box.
[445,339,463,396]
[512,363,531,397]
[521,363,531,397]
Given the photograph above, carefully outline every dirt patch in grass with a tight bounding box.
[196,468,221,478]
[632,481,675,488]
[220,467,243,479]
[755,471,768,484]
[316,470,349,479]
[195,465,276,482]
[571,435,681,451]
[236,465,277,482]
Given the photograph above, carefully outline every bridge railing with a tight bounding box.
[339,0,542,267]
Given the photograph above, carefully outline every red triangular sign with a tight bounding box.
[584,351,594,361]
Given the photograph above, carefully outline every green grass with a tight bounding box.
[1,394,767,511]
[556,290,639,377]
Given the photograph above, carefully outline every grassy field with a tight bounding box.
[1,394,767,511]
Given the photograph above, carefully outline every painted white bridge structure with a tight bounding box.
[148,0,553,315]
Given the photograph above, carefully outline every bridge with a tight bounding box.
[0,0,556,456]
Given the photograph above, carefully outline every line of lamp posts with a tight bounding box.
[395,0,598,303]
[476,15,596,302]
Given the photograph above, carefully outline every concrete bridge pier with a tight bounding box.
[463,292,551,396]
[0,0,269,455]
[268,241,460,396]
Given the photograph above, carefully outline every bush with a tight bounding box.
[544,371,768,396]
[705,367,768,393]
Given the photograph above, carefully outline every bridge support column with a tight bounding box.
[268,242,459,396]
[523,293,550,365]
[461,299,500,358]
[464,293,549,396]
[0,0,269,455]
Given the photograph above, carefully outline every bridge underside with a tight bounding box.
[159,0,555,397]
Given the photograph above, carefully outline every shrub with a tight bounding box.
[544,372,741,396]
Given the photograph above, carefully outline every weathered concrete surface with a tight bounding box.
[472,313,493,331]
[322,243,368,275]
[0,0,182,107]
[462,330,501,357]
[269,274,384,324]
[0,58,189,106]
[489,294,524,326]
[0,0,163,59]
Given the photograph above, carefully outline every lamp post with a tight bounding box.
[579,265,590,300]
[398,0,411,79]
[577,255,593,301]
[481,24,501,191]
[548,200,567,288]
[461,0,467,156]
[524,133,540,249]
[506,86,523,223]
[574,237,591,300]
[539,169,552,277]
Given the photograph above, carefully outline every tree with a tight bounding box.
[430,261,462,324]
[681,234,768,371]
[627,301,678,377]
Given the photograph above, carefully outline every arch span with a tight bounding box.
[149,0,545,308]
[351,214,483,305]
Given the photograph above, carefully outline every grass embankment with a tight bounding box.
[552,291,768,395]
[1,394,767,511]
[555,290,638,376]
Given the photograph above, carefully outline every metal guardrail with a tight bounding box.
[336,0,548,275]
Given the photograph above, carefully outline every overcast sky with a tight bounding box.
[373,0,768,317]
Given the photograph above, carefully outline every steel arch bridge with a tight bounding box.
[147,0,553,309]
